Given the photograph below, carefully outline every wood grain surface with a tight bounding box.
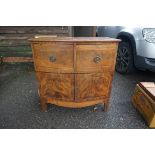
[36,72,74,101]
[32,43,74,73]
[76,43,117,72]
[132,84,155,128]
[75,73,111,101]
[31,37,120,111]
[30,37,121,42]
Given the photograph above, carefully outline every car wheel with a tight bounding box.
[115,41,135,74]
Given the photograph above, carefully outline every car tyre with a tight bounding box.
[115,41,135,74]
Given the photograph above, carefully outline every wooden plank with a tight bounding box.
[139,82,155,101]
[0,34,69,46]
[0,32,68,39]
[2,57,33,63]
[34,35,57,38]
[0,33,67,39]
[132,84,155,128]
[0,26,69,34]
[0,51,32,57]
[0,36,28,40]
[139,82,155,88]
[0,39,30,46]
[0,46,31,53]
[16,30,68,34]
[0,26,71,54]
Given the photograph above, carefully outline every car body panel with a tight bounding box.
[97,26,155,71]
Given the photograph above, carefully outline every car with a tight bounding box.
[96,26,155,74]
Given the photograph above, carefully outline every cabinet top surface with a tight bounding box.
[30,37,121,42]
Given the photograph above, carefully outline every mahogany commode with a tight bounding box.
[30,37,120,111]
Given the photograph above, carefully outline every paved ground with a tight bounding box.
[0,64,155,129]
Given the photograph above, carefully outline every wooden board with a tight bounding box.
[0,26,68,34]
[132,83,155,128]
[30,37,120,42]
[0,26,71,58]
[1,57,33,63]
[139,82,155,101]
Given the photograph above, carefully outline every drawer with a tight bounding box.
[36,72,74,101]
[75,73,112,101]
[32,43,74,73]
[76,44,117,72]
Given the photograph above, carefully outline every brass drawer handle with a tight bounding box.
[94,55,101,63]
[49,55,56,62]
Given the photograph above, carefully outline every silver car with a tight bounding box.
[96,26,155,74]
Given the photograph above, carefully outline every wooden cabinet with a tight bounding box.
[30,37,120,111]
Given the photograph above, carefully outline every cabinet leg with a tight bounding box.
[103,99,109,112]
[40,97,48,112]
[104,102,109,112]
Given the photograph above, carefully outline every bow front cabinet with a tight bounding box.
[30,37,120,111]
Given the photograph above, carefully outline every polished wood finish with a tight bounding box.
[32,43,74,73]
[36,72,74,101]
[76,44,117,72]
[132,82,155,128]
[30,37,120,111]
[30,37,120,42]
[75,73,111,101]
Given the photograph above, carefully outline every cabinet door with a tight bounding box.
[75,73,111,101]
[76,44,117,72]
[37,72,74,101]
[32,43,74,73]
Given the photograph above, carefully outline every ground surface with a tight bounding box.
[0,64,155,129]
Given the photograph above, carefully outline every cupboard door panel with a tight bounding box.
[75,73,111,101]
[37,72,75,101]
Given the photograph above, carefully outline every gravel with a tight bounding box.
[0,64,155,129]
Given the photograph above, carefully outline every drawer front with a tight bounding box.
[32,43,74,73]
[75,73,112,101]
[37,72,74,101]
[76,44,117,72]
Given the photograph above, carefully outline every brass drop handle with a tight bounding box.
[94,55,101,63]
[49,55,56,62]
